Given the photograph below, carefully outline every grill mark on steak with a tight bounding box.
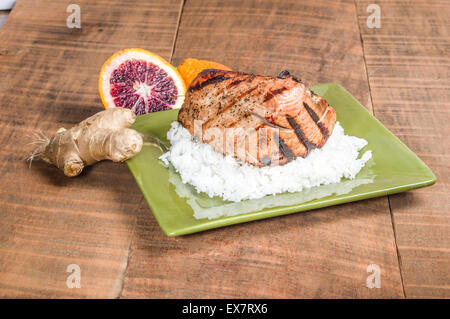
[197,69,220,76]
[272,87,288,95]
[303,102,330,140]
[256,129,288,166]
[303,102,319,122]
[227,79,245,88]
[274,132,295,161]
[286,116,317,152]
[317,122,329,140]
[189,75,231,92]
[263,92,274,102]
[264,87,287,102]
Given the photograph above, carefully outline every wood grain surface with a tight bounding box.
[0,0,447,298]
[0,0,181,298]
[356,0,450,298]
[119,0,403,298]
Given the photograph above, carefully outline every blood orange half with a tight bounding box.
[99,48,186,115]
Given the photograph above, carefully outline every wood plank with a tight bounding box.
[355,0,450,298]
[120,0,404,298]
[0,0,181,297]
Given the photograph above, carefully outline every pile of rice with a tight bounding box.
[160,122,372,203]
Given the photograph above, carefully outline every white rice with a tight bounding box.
[160,121,372,203]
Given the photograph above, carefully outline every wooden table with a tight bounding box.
[0,0,448,298]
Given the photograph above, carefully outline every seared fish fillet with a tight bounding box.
[178,69,336,166]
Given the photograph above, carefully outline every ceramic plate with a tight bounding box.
[126,83,436,236]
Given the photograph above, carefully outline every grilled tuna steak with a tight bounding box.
[178,69,336,166]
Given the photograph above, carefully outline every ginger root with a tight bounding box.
[29,108,143,177]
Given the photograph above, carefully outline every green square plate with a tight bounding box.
[127,83,436,236]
